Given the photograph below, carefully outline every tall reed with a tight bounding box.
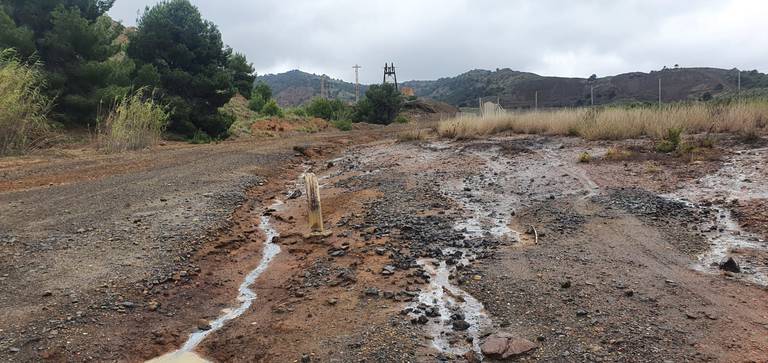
[0,50,50,155]
[98,88,169,152]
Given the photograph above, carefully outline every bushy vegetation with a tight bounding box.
[331,119,352,131]
[260,99,284,117]
[248,82,273,112]
[228,52,256,99]
[293,84,406,129]
[127,0,242,138]
[578,152,591,163]
[98,88,169,152]
[1,1,133,126]
[0,50,50,155]
[248,94,267,113]
[438,102,768,141]
[353,83,403,124]
[305,97,348,120]
[0,0,257,150]
[655,127,683,153]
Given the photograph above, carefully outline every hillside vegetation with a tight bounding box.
[404,67,768,108]
[256,70,367,107]
[260,67,768,109]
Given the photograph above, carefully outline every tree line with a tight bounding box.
[0,0,256,139]
[0,0,407,144]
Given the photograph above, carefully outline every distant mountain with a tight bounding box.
[256,70,366,107]
[258,67,768,108]
[403,67,768,108]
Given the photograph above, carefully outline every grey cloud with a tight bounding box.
[109,0,768,84]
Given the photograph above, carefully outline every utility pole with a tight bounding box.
[353,64,361,102]
[737,69,741,96]
[658,78,662,108]
[590,86,595,106]
[320,76,326,99]
[535,91,539,111]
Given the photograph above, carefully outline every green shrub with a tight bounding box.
[352,83,403,124]
[395,115,409,124]
[665,127,683,148]
[655,140,676,153]
[287,107,307,117]
[252,82,272,102]
[578,151,591,163]
[261,99,284,117]
[0,50,50,155]
[332,119,352,131]
[189,129,213,144]
[248,93,266,112]
[655,127,683,153]
[306,97,349,120]
[98,88,169,152]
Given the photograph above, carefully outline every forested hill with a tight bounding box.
[260,67,768,108]
[256,70,367,107]
[402,67,768,108]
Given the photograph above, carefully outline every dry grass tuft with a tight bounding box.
[397,129,428,142]
[98,88,168,153]
[604,146,634,161]
[0,50,51,155]
[438,102,768,141]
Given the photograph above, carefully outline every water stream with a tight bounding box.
[147,200,283,363]
[411,256,491,356]
[663,147,768,286]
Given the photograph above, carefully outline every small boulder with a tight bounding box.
[197,319,212,331]
[718,257,741,273]
[481,332,537,360]
[452,319,470,331]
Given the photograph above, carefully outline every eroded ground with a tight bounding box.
[1,132,767,362]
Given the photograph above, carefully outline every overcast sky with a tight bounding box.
[109,0,768,84]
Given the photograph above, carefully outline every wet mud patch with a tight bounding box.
[594,188,709,255]
[512,198,588,240]
[454,137,542,157]
[732,198,768,240]
[461,195,750,362]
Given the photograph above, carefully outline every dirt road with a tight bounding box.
[1,131,767,362]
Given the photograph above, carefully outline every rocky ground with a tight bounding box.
[1,130,767,362]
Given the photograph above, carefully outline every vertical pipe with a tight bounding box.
[304,173,323,233]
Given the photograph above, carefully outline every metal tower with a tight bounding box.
[383,63,398,90]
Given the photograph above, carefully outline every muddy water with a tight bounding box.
[147,200,283,363]
[408,142,605,357]
[412,257,491,356]
[666,147,768,285]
